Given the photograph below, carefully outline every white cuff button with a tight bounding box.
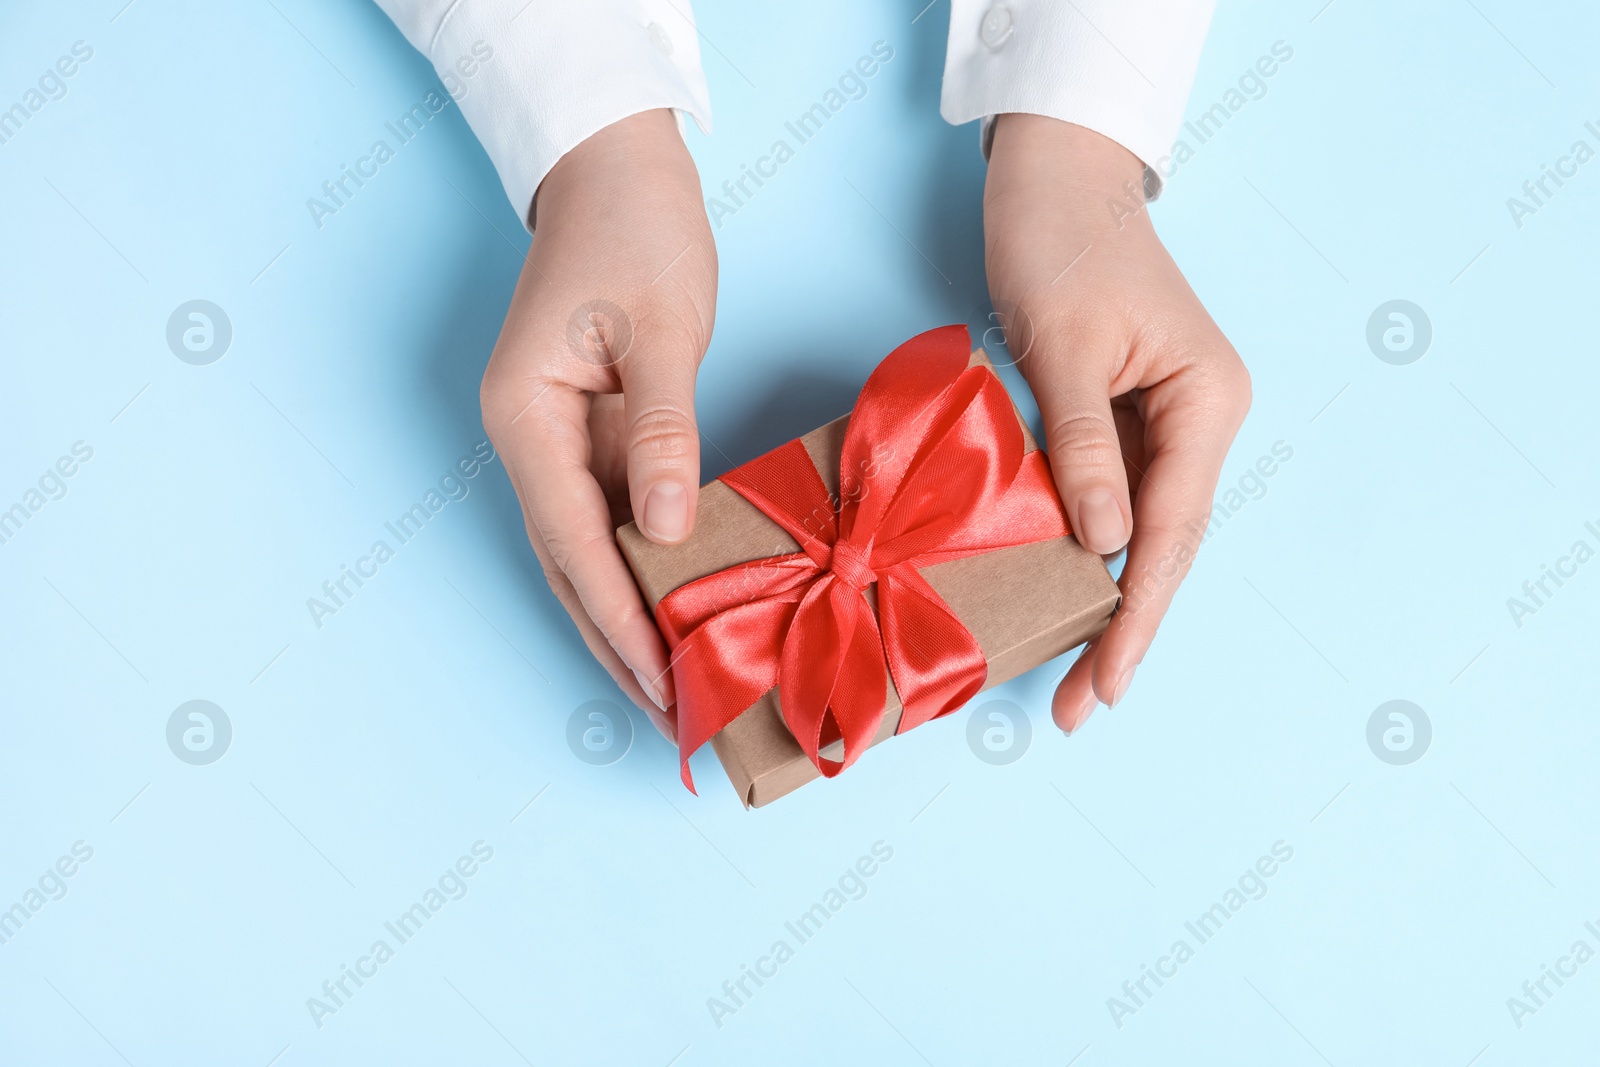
[980,5,1014,50]
[647,22,674,57]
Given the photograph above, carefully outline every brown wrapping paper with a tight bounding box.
[617,351,1121,807]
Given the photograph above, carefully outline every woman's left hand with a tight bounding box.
[982,114,1253,733]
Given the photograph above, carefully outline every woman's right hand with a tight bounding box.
[479,109,717,743]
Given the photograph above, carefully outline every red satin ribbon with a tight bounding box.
[656,325,1071,792]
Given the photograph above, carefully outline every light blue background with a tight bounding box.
[3,0,1598,1064]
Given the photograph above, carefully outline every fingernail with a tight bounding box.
[631,666,667,712]
[1063,699,1094,736]
[645,706,678,746]
[642,482,689,542]
[1109,667,1135,707]
[1077,490,1127,553]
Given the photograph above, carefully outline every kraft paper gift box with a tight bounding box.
[617,346,1121,807]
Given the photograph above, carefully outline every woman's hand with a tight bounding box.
[983,114,1252,734]
[480,109,716,743]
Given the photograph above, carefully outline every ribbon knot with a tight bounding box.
[828,539,876,590]
[654,326,1073,793]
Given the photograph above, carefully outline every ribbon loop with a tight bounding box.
[655,326,1071,792]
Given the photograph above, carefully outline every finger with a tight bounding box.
[488,379,678,719]
[522,517,677,743]
[1084,363,1250,710]
[508,451,678,741]
[616,318,704,545]
[1053,639,1099,733]
[1026,326,1135,555]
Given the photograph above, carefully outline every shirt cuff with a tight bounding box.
[941,0,1213,198]
[379,0,712,230]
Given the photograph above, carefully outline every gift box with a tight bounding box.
[617,326,1120,807]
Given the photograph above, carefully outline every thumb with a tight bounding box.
[1028,329,1133,555]
[618,327,703,545]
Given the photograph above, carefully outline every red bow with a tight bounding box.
[657,326,1070,792]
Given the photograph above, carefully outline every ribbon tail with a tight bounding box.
[878,566,987,734]
[655,556,821,795]
[664,597,796,793]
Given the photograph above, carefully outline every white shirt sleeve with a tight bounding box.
[375,0,712,229]
[941,0,1214,196]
